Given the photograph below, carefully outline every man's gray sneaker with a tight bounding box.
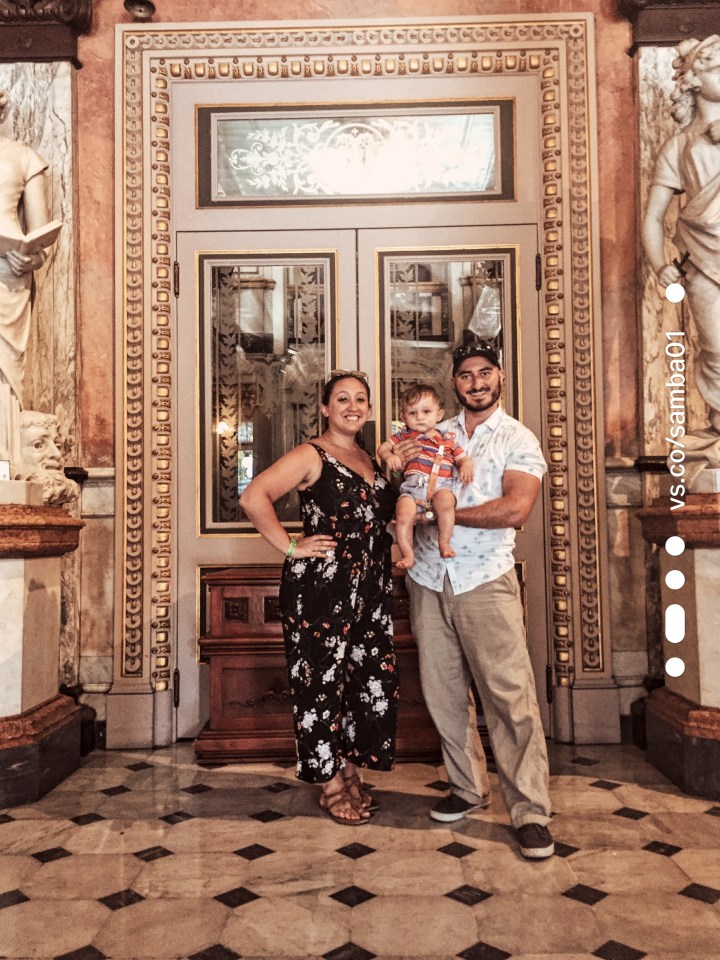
[517,822,554,859]
[430,792,491,822]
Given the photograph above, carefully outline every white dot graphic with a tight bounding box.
[665,536,685,557]
[665,604,685,643]
[665,283,686,303]
[665,569,685,590]
[666,657,685,678]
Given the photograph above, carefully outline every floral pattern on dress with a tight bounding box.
[279,444,399,783]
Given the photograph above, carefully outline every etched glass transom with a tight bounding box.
[204,106,507,203]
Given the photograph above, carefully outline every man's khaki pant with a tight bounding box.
[407,569,551,827]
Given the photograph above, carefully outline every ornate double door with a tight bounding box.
[175,222,549,741]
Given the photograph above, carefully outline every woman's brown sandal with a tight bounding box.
[319,783,370,826]
[343,771,379,812]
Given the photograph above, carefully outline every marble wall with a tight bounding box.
[0,555,61,718]
[77,469,115,724]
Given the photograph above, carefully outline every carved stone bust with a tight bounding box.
[18,410,78,506]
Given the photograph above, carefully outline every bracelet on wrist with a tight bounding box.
[285,536,298,559]
[390,470,402,479]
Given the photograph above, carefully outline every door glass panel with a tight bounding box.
[199,252,336,532]
[379,248,516,427]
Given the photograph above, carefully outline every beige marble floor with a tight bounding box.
[0,742,719,960]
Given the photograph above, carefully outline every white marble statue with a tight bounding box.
[643,36,720,449]
[0,88,53,474]
[18,410,78,506]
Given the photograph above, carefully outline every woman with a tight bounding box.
[0,88,52,470]
[240,371,398,825]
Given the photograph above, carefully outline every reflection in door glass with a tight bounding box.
[382,252,512,428]
[202,255,335,531]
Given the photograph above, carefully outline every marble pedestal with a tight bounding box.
[638,490,720,799]
[0,483,84,806]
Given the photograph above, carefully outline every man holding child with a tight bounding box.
[395,341,554,859]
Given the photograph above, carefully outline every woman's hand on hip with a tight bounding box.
[294,534,337,559]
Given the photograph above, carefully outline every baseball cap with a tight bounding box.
[451,340,501,375]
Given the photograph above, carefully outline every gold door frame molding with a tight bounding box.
[114,16,610,741]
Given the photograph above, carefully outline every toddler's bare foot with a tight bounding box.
[396,552,415,569]
[439,543,456,559]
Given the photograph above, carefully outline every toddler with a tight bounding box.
[378,383,473,569]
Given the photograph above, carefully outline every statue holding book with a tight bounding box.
[0,88,62,474]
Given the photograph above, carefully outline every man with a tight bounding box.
[404,341,554,859]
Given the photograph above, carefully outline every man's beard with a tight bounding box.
[455,382,502,412]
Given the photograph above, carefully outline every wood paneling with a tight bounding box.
[193,565,440,765]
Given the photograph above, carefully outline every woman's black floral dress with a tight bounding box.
[279,443,399,783]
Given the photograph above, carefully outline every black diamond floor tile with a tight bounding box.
[32,846,72,863]
[160,810,195,824]
[336,842,376,860]
[133,845,173,862]
[438,841,477,859]
[55,946,108,960]
[554,840,581,858]
[214,885,260,909]
[101,784,131,797]
[705,805,720,817]
[0,889,29,910]
[643,840,682,857]
[613,807,648,820]
[323,943,376,960]
[457,941,512,960]
[0,813,14,825]
[234,843,274,860]
[187,946,241,960]
[125,761,154,772]
[71,812,106,826]
[182,782,213,794]
[679,882,720,904]
[445,884,492,906]
[425,779,450,791]
[330,885,376,907]
[571,755,600,765]
[593,940,647,960]
[562,883,608,906]
[589,779,622,790]
[263,780,293,793]
[250,809,285,822]
[99,888,145,910]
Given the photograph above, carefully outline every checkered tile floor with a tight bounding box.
[1,742,719,959]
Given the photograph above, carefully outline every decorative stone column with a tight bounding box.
[638,493,720,799]
[0,485,84,806]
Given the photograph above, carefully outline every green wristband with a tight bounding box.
[285,537,298,559]
[391,470,403,479]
